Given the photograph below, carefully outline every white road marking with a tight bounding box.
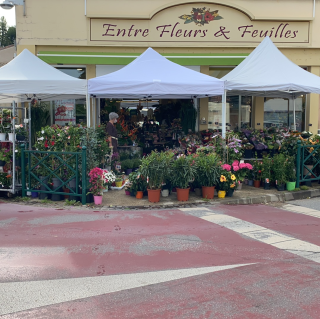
[181,209,320,264]
[0,263,254,316]
[282,204,320,218]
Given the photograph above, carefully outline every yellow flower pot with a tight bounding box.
[115,181,123,187]
[218,190,226,198]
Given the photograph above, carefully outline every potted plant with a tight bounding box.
[0,148,10,166]
[272,153,287,191]
[15,124,28,141]
[253,161,263,188]
[115,176,123,188]
[243,143,254,159]
[261,156,272,190]
[171,155,196,202]
[129,172,147,199]
[140,151,174,203]
[285,156,296,191]
[88,167,106,205]
[195,153,221,199]
[0,124,6,141]
[102,169,116,191]
[121,159,134,175]
[217,172,229,198]
[231,161,253,190]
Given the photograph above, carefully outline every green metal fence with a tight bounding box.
[21,144,87,204]
[296,140,320,185]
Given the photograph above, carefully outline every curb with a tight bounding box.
[219,188,320,205]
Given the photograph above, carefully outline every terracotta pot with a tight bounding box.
[147,189,161,203]
[202,186,215,199]
[253,180,261,188]
[63,187,70,199]
[218,190,226,198]
[136,191,143,199]
[93,195,103,205]
[176,188,190,202]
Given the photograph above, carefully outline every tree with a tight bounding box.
[0,16,16,47]
[0,16,7,47]
[6,26,16,45]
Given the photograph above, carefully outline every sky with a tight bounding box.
[0,6,16,26]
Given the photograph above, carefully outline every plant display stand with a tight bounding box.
[0,102,30,197]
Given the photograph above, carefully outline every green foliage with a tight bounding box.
[300,185,309,190]
[41,198,51,204]
[64,199,80,206]
[293,188,301,191]
[272,153,287,185]
[194,153,221,187]
[121,159,134,170]
[284,156,296,182]
[0,148,11,162]
[128,171,147,193]
[261,156,272,182]
[171,155,196,189]
[179,100,197,134]
[31,103,50,145]
[0,16,15,47]
[140,151,174,190]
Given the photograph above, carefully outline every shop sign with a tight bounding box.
[90,3,309,46]
[55,100,76,126]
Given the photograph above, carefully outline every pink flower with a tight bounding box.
[233,165,240,172]
[221,164,231,171]
[239,163,246,169]
[232,160,239,167]
[246,163,253,170]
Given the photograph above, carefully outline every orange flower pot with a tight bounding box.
[254,180,261,188]
[176,188,190,202]
[136,191,143,199]
[147,189,161,203]
[202,186,215,199]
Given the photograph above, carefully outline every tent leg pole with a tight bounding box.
[28,102,32,150]
[222,90,227,138]
[293,97,296,131]
[238,95,241,130]
[86,93,91,128]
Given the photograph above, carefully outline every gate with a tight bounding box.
[296,140,320,185]
[21,144,87,204]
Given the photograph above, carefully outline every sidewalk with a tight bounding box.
[9,183,320,210]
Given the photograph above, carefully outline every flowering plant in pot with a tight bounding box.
[171,154,196,201]
[195,153,221,199]
[284,156,296,191]
[140,151,174,202]
[128,171,147,198]
[15,124,28,141]
[261,156,272,189]
[102,170,116,190]
[88,167,106,205]
[252,161,263,187]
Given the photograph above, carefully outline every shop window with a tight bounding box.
[52,68,87,125]
[264,96,305,130]
[208,67,252,130]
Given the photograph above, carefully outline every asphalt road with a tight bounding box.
[0,201,320,318]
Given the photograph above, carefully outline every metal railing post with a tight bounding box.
[21,144,26,197]
[296,140,301,186]
[81,146,87,205]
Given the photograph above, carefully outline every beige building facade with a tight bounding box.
[15,0,320,133]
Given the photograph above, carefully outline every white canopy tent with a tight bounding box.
[88,47,224,99]
[0,49,87,104]
[222,37,320,132]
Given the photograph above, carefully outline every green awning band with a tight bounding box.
[37,51,248,66]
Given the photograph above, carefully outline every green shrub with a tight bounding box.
[121,159,133,170]
[300,185,309,190]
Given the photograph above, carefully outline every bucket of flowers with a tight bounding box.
[102,170,116,192]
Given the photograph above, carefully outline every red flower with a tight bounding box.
[44,140,48,148]
[204,12,213,21]
[51,141,55,146]
[258,170,261,173]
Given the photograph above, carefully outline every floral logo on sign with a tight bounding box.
[179,7,223,26]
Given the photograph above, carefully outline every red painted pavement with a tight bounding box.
[1,203,320,318]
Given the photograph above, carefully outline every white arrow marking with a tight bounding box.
[0,263,254,315]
